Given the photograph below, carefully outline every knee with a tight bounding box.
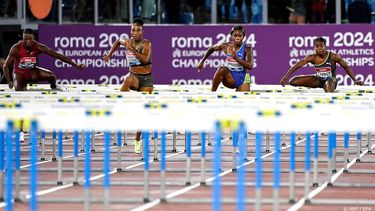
[289,77,298,86]
[324,79,336,92]
[14,84,26,91]
[324,86,335,92]
[124,77,134,86]
[13,79,26,91]
[324,84,335,93]
[124,75,138,88]
[47,72,56,80]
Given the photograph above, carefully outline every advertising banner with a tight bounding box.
[39,24,374,86]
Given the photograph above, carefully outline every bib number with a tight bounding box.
[19,57,36,69]
[315,67,332,78]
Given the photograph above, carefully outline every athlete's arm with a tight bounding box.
[280,55,313,86]
[2,44,17,89]
[197,43,225,72]
[38,43,85,69]
[103,39,121,62]
[123,39,151,64]
[230,45,253,70]
[333,53,363,85]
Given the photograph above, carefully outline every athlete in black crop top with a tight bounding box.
[103,18,153,154]
[280,37,363,92]
[103,18,153,92]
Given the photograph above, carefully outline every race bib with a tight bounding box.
[126,51,141,66]
[226,57,243,72]
[315,67,332,78]
[19,57,36,69]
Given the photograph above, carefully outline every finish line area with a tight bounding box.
[0,84,374,211]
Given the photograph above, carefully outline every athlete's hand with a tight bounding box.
[355,80,364,86]
[227,44,235,56]
[119,37,128,45]
[76,64,85,70]
[280,76,288,87]
[102,55,111,62]
[197,60,204,72]
[123,39,133,51]
[8,81,14,89]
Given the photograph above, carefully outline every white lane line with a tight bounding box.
[131,136,308,211]
[288,143,375,211]
[20,145,115,169]
[19,133,104,169]
[19,133,75,150]
[19,132,183,169]
[0,133,193,208]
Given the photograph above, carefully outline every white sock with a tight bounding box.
[20,131,24,141]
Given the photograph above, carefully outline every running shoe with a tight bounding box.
[52,85,68,92]
[134,139,143,154]
[20,131,25,142]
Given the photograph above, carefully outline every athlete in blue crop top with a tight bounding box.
[103,18,152,154]
[197,25,253,91]
[280,37,363,92]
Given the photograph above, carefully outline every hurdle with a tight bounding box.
[73,131,79,185]
[160,131,167,202]
[273,132,281,210]
[312,132,319,187]
[0,131,4,202]
[57,131,63,185]
[40,131,46,161]
[343,132,349,173]
[289,132,296,203]
[103,131,111,211]
[255,132,262,211]
[200,132,207,186]
[29,121,38,211]
[304,133,311,203]
[0,84,374,211]
[83,131,91,211]
[185,131,192,186]
[115,131,123,171]
[367,132,372,153]
[6,121,13,211]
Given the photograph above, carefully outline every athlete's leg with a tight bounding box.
[134,132,142,139]
[125,76,152,154]
[289,75,320,88]
[137,85,153,141]
[120,73,141,152]
[212,66,235,91]
[13,73,27,141]
[121,73,144,150]
[13,72,27,91]
[139,87,153,93]
[30,67,57,88]
[236,73,251,92]
[120,73,139,91]
[323,78,337,93]
[19,119,25,142]
[236,83,250,92]
[134,86,153,146]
